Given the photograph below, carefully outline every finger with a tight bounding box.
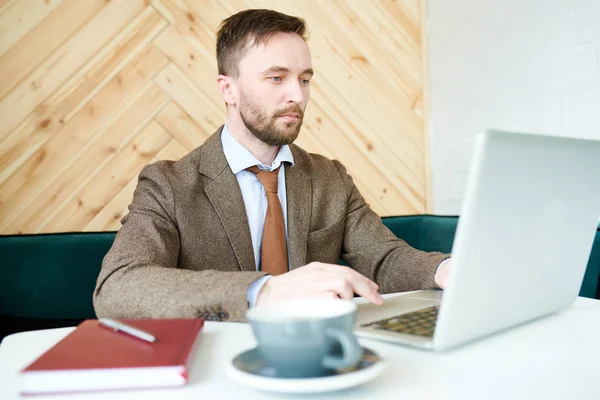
[306,263,381,292]
[298,263,383,304]
[312,273,380,303]
[352,281,383,304]
[307,291,339,300]
[323,266,383,303]
[341,272,383,304]
[328,277,355,300]
[307,277,352,300]
[323,264,380,289]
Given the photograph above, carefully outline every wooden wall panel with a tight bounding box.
[0,0,430,234]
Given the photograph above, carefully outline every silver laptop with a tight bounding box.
[355,129,600,351]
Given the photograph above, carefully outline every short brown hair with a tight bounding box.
[216,9,307,77]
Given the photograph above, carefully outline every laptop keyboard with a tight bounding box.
[360,306,439,337]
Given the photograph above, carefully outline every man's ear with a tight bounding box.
[216,75,236,106]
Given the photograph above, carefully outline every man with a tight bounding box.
[93,9,450,322]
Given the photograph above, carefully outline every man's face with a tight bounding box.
[233,32,313,146]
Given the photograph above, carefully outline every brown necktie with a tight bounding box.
[247,165,288,276]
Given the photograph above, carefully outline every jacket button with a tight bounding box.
[206,313,220,321]
[218,311,229,321]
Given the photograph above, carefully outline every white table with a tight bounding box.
[1,296,599,400]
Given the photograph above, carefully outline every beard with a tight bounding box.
[238,91,304,146]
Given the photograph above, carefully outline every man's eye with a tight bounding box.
[270,76,282,82]
[301,79,310,85]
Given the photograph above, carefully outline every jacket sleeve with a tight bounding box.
[333,161,450,294]
[93,163,265,322]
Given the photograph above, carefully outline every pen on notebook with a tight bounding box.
[99,318,156,343]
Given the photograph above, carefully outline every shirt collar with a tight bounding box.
[221,121,295,174]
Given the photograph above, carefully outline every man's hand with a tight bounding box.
[434,259,451,289]
[255,262,384,307]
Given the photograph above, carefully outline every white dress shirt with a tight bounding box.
[220,123,293,306]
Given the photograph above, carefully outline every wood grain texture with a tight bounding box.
[0,0,64,59]
[0,0,430,234]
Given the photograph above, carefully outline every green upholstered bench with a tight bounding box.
[0,232,116,343]
[1,215,599,343]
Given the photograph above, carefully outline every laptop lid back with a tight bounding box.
[434,130,600,351]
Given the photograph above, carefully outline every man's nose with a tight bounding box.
[286,80,305,104]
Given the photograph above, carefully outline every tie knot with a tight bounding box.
[247,165,280,193]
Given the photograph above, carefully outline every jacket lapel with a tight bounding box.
[286,146,312,270]
[200,129,256,272]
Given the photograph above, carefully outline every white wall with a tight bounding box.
[428,0,600,215]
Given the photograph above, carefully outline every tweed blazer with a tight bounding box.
[93,127,449,322]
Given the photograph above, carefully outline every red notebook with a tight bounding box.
[19,319,204,395]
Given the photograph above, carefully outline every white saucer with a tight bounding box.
[225,346,385,394]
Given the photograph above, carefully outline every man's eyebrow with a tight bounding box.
[261,66,314,76]
[261,66,290,74]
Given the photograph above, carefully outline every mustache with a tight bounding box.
[274,105,304,118]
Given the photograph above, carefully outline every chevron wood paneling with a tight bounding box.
[0,0,430,234]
